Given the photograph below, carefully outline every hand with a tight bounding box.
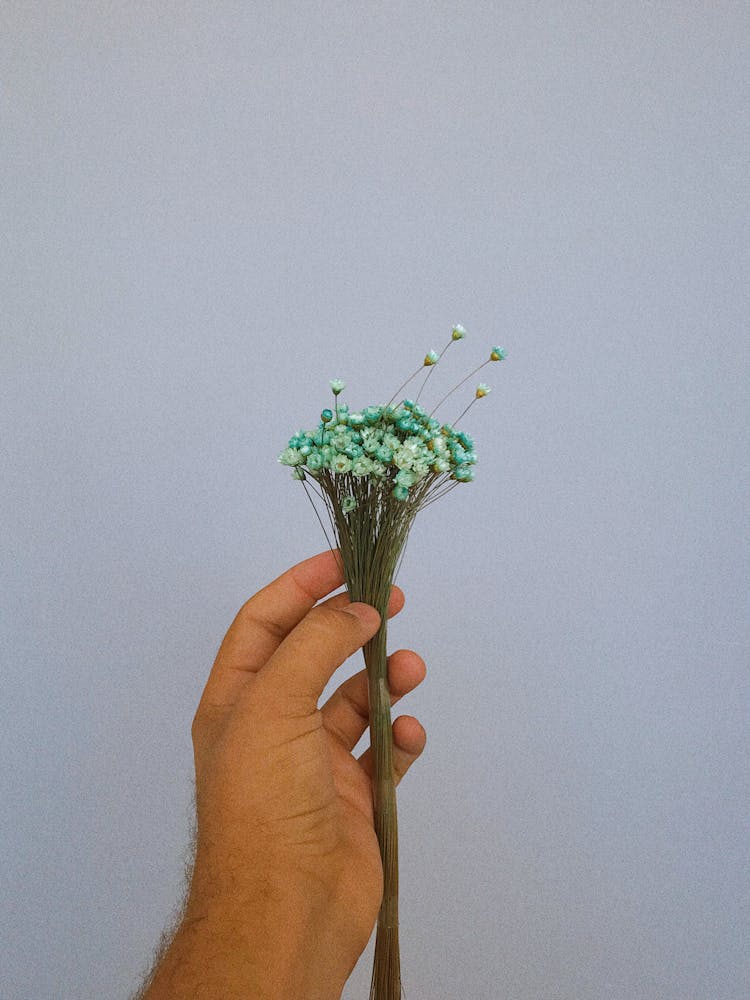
[141,550,427,1000]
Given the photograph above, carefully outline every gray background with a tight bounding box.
[2,3,748,998]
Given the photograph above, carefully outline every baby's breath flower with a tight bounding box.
[490,347,507,361]
[321,408,333,423]
[342,495,357,513]
[330,378,346,395]
[452,324,467,340]
[475,383,491,398]
[392,484,410,501]
[423,350,439,366]
[331,454,352,474]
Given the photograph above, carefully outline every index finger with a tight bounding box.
[202,549,344,704]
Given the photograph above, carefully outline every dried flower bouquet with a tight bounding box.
[279,328,506,999]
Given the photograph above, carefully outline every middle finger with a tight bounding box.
[321,649,426,751]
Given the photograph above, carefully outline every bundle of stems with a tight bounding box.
[279,334,505,998]
[320,471,450,999]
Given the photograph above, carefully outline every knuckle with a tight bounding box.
[307,604,358,637]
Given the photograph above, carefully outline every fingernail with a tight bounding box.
[342,602,379,625]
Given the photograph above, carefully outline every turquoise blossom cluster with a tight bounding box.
[279,394,477,502]
[278,330,506,506]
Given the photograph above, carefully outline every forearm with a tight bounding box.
[140,891,346,1000]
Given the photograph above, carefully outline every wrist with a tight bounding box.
[144,872,346,1000]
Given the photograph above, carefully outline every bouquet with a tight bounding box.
[279,328,506,999]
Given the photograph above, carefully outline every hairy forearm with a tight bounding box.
[139,887,346,1000]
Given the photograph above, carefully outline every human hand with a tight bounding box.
[142,550,426,1000]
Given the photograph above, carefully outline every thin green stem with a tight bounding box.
[428,358,489,417]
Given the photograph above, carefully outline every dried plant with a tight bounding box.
[279,328,506,999]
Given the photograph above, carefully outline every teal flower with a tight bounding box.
[395,468,416,488]
[279,447,304,466]
[352,456,373,477]
[363,405,383,425]
[453,465,475,482]
[342,495,357,513]
[280,335,508,498]
[393,446,415,470]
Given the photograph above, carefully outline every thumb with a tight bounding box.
[255,601,381,713]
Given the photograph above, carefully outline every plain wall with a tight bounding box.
[2,3,748,998]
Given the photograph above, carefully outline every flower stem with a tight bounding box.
[346,558,404,1000]
[364,616,402,1000]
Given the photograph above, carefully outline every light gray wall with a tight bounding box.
[2,4,748,998]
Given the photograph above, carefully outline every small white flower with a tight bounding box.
[279,447,304,466]
[393,447,415,470]
[332,454,352,474]
[352,457,373,477]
